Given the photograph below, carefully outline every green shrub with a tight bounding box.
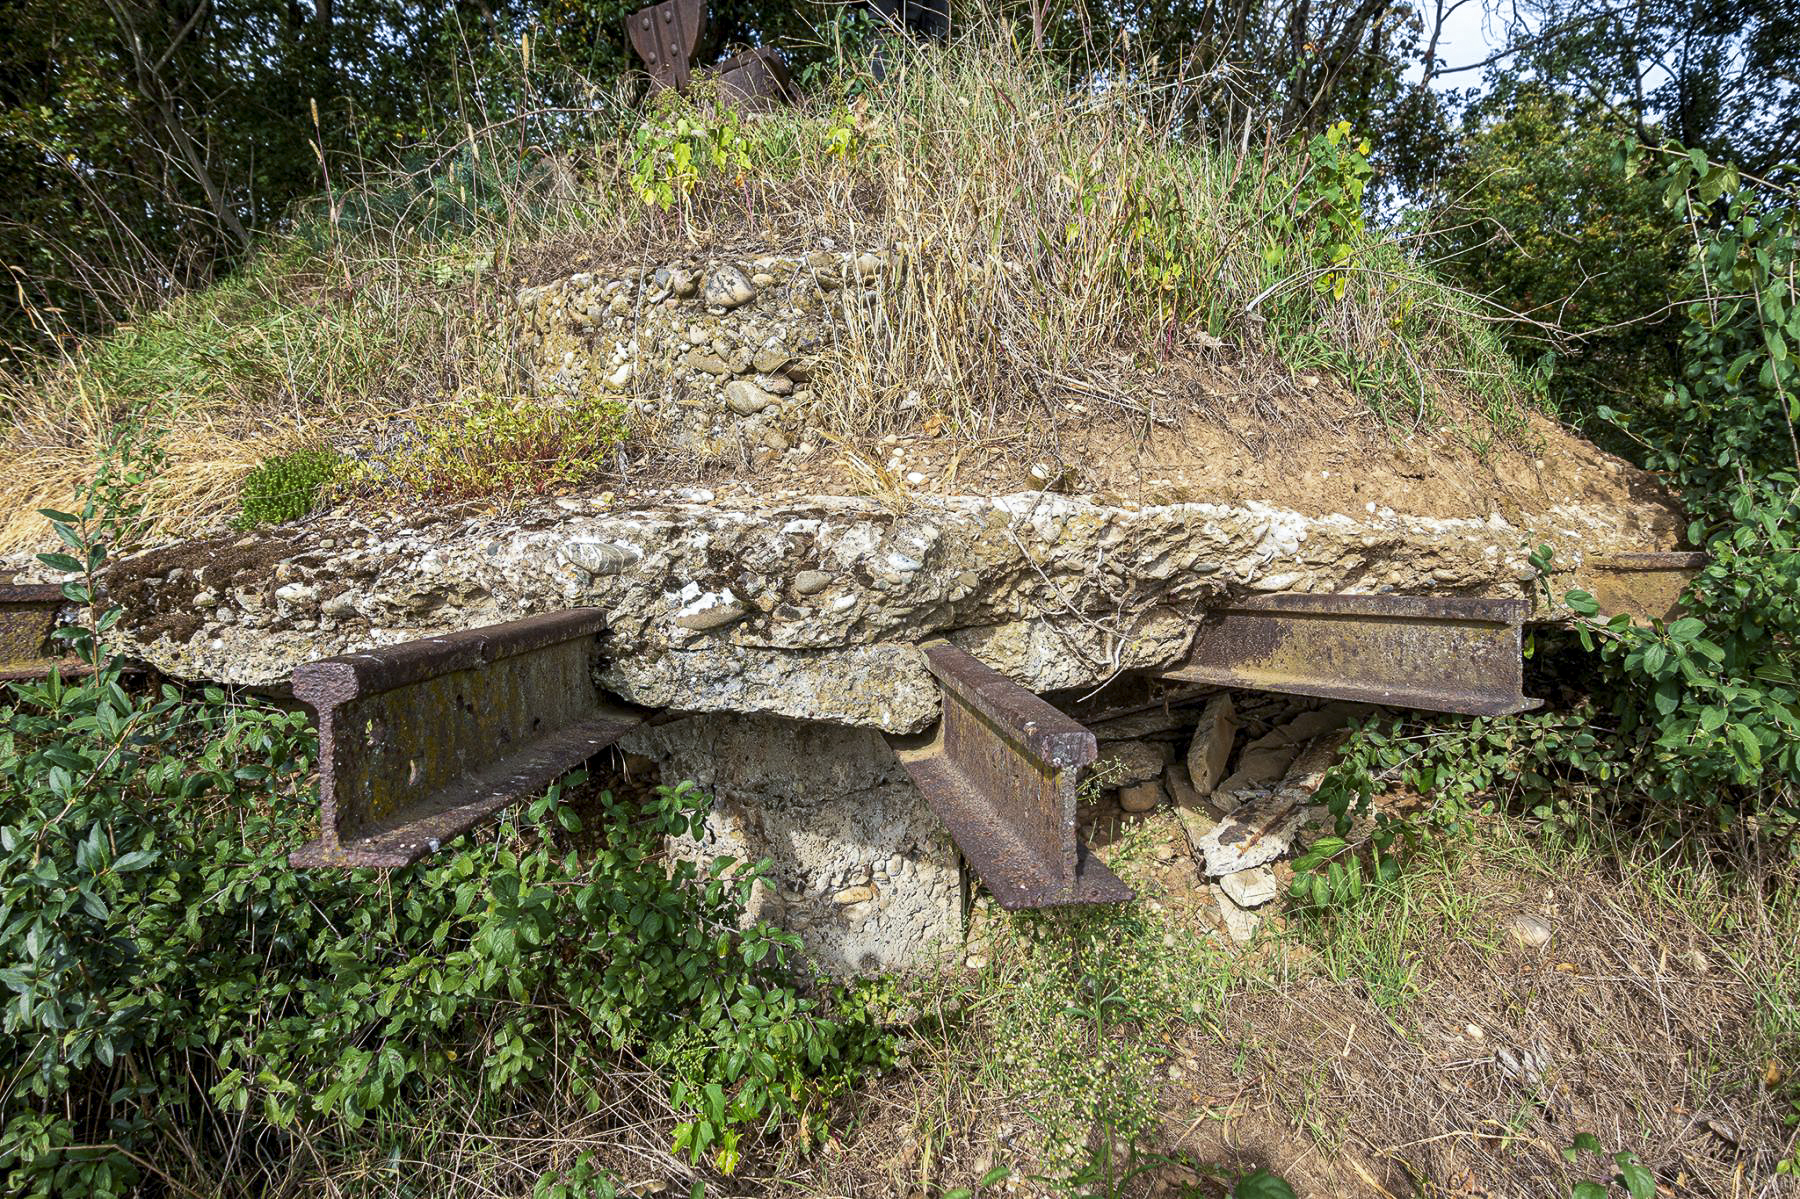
[1294,152,1799,916]
[236,447,342,527]
[387,392,629,500]
[1,483,888,1195]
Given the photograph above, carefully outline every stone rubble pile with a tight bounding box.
[1089,692,1365,945]
[510,249,890,466]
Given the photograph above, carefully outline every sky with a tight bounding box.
[1407,0,1512,89]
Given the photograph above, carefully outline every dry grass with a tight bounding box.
[0,26,1538,558]
[787,812,1798,1198]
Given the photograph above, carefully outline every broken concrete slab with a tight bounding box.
[1212,703,1362,800]
[1185,693,1238,797]
[1193,727,1347,876]
[105,488,1683,733]
[1218,865,1280,908]
[1194,791,1313,876]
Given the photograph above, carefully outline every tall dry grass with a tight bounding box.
[0,26,1535,555]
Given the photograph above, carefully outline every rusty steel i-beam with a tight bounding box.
[627,0,704,91]
[1588,551,1708,624]
[0,582,85,682]
[290,610,644,868]
[889,643,1132,910]
[1164,593,1540,717]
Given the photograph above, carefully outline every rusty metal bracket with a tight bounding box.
[1163,594,1539,716]
[627,0,705,92]
[290,610,644,868]
[889,643,1131,910]
[0,583,86,682]
[716,46,795,111]
[1588,552,1707,624]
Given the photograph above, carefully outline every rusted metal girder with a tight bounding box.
[290,610,644,868]
[889,643,1132,910]
[1588,552,1707,624]
[627,0,705,91]
[1163,594,1539,717]
[0,582,85,682]
[716,47,795,111]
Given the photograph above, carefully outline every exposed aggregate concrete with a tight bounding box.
[111,486,1658,733]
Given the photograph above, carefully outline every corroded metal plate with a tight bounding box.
[290,609,644,868]
[627,0,704,91]
[716,46,796,112]
[0,582,86,682]
[1588,552,1707,625]
[1164,593,1539,717]
[889,643,1131,910]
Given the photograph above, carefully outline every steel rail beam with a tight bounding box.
[290,610,643,868]
[1163,594,1539,717]
[889,643,1132,910]
[1588,552,1708,624]
[627,0,704,91]
[0,582,86,682]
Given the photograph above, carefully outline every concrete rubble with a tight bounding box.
[110,488,1666,733]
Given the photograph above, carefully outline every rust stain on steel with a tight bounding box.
[1588,552,1707,625]
[0,582,86,682]
[888,643,1132,910]
[1164,593,1539,717]
[627,0,705,91]
[290,609,644,868]
[716,47,796,111]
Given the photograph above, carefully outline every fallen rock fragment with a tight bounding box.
[1185,693,1238,795]
[1192,730,1349,876]
[1209,884,1261,945]
[1507,912,1553,949]
[1193,789,1312,876]
[1212,703,1361,799]
[1218,865,1279,909]
[1118,779,1165,813]
[1096,739,1173,785]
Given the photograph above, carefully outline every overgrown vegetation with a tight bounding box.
[0,430,892,1195]
[4,2,1800,1192]
[1301,151,1799,900]
[383,391,631,500]
[0,31,1544,552]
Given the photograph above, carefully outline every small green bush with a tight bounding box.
[1,489,889,1195]
[236,447,342,527]
[388,392,629,500]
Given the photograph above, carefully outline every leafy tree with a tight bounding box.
[1429,85,1688,429]
[1484,0,1799,176]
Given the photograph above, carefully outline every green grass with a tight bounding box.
[888,818,1239,1189]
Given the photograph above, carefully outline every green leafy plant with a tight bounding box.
[629,98,755,211]
[387,391,629,500]
[1563,1132,1657,1198]
[1292,150,1799,910]
[236,447,343,527]
[1261,120,1374,302]
[532,1151,618,1199]
[1229,1170,1299,1199]
[2,425,886,1195]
